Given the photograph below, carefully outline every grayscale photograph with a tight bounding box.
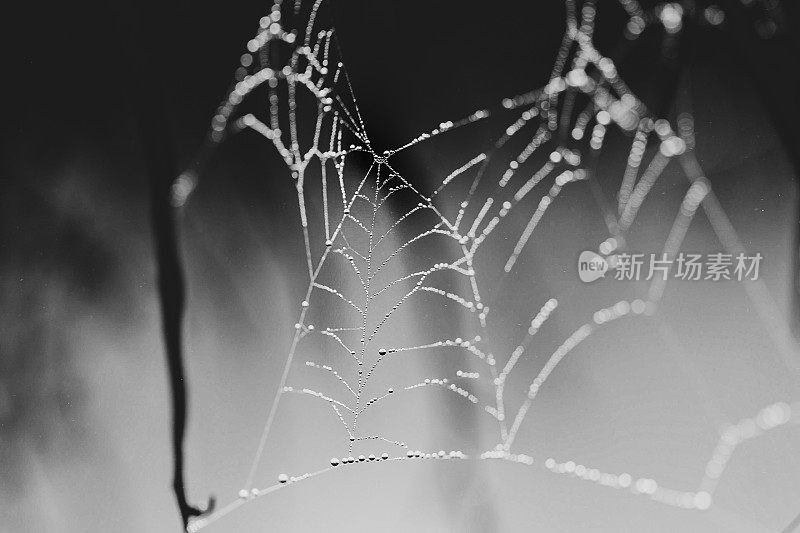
[3,0,800,531]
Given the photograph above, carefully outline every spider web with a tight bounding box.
[183,1,800,530]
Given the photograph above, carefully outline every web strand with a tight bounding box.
[182,1,800,530]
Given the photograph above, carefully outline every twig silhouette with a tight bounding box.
[124,0,215,528]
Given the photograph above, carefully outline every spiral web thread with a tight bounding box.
[185,1,799,530]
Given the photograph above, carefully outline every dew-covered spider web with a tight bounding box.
[179,0,800,530]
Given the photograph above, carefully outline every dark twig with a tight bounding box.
[124,0,215,529]
[146,133,215,529]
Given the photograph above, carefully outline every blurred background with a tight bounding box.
[3,0,800,531]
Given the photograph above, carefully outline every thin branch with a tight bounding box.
[126,1,215,528]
